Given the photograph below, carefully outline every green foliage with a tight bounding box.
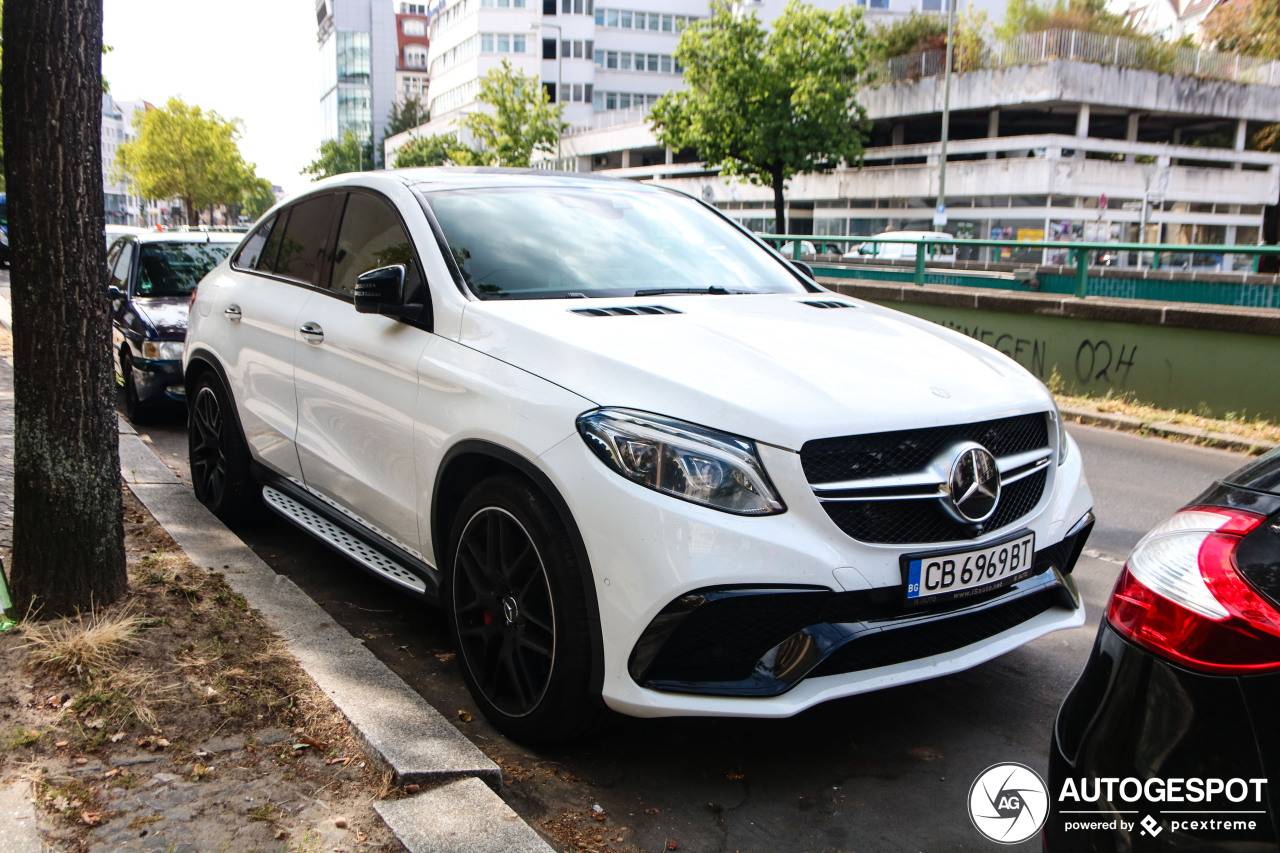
[461,60,565,167]
[1202,0,1280,58]
[393,133,473,168]
[385,98,430,138]
[301,128,374,179]
[997,0,1137,40]
[239,178,277,221]
[869,11,947,61]
[649,0,871,233]
[115,98,261,226]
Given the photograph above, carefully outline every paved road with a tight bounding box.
[131,410,1247,852]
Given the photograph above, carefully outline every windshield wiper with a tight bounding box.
[632,286,747,297]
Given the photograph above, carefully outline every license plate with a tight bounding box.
[903,532,1036,605]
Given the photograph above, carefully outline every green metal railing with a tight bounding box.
[759,233,1280,306]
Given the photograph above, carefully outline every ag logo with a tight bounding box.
[968,762,1049,844]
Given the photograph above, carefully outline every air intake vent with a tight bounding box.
[800,300,856,310]
[570,305,682,317]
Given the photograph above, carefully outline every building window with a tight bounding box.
[544,38,557,59]
[620,10,631,26]
[922,0,942,8]
[573,83,583,101]
[606,8,617,25]
[481,33,493,51]
[594,48,603,66]
[634,11,645,27]
[869,0,888,7]
[660,55,672,73]
[544,81,557,102]
[402,18,426,36]
[620,51,631,70]
[404,44,428,68]
[544,0,556,12]
[606,50,617,68]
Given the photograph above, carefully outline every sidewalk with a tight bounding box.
[0,279,555,853]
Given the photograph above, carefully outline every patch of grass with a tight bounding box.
[2,727,45,749]
[24,606,147,680]
[247,802,277,821]
[1055,389,1280,452]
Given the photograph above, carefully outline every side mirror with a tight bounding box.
[354,264,405,317]
[790,260,816,281]
[108,284,125,300]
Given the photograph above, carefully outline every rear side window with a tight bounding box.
[275,195,339,286]
[330,193,424,301]
[234,214,277,270]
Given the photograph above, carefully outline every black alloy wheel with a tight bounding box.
[446,474,602,743]
[453,506,556,717]
[188,372,261,526]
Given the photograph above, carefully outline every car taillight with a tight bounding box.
[1107,506,1280,673]
[189,288,198,312]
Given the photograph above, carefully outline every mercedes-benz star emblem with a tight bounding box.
[946,445,1001,523]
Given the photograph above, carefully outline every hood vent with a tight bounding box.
[800,300,856,310]
[570,305,682,317]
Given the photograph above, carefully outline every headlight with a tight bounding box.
[577,409,785,516]
[141,341,184,361]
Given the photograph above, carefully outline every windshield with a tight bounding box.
[422,186,808,300]
[135,242,233,298]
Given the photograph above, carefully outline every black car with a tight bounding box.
[107,231,240,421]
[1047,447,1280,851]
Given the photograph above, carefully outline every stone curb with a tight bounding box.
[1059,404,1278,455]
[0,289,554,853]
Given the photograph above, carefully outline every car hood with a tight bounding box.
[132,297,189,338]
[458,294,1054,450]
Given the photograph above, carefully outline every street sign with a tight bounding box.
[1120,201,1144,211]
[1099,193,1108,210]
[933,204,947,227]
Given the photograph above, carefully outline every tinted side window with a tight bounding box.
[276,195,339,286]
[111,242,135,289]
[258,209,289,274]
[331,193,424,301]
[234,214,276,270]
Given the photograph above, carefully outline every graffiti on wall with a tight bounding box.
[939,321,1138,386]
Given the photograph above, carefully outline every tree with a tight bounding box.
[1202,0,1280,58]
[393,133,472,168]
[239,177,277,222]
[649,1,872,235]
[116,98,258,226]
[385,98,429,139]
[2,0,126,615]
[302,128,374,180]
[461,60,566,167]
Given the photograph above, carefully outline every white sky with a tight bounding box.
[103,0,320,196]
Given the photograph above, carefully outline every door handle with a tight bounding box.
[299,321,324,344]
[224,304,242,322]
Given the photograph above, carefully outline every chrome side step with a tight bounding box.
[262,486,427,595]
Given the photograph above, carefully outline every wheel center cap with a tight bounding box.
[501,596,519,625]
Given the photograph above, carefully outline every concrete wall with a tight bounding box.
[860,60,1280,122]
[822,279,1280,420]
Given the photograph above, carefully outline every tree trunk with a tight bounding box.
[771,166,787,237]
[2,0,127,616]
[186,197,198,227]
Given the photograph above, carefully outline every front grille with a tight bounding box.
[806,588,1060,679]
[801,414,1048,485]
[821,469,1047,544]
[801,414,1051,544]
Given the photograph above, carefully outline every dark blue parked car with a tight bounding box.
[107,231,240,421]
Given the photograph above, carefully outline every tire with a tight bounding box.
[188,371,262,526]
[444,474,603,744]
[121,350,156,425]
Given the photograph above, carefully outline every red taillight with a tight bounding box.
[1106,506,1280,673]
